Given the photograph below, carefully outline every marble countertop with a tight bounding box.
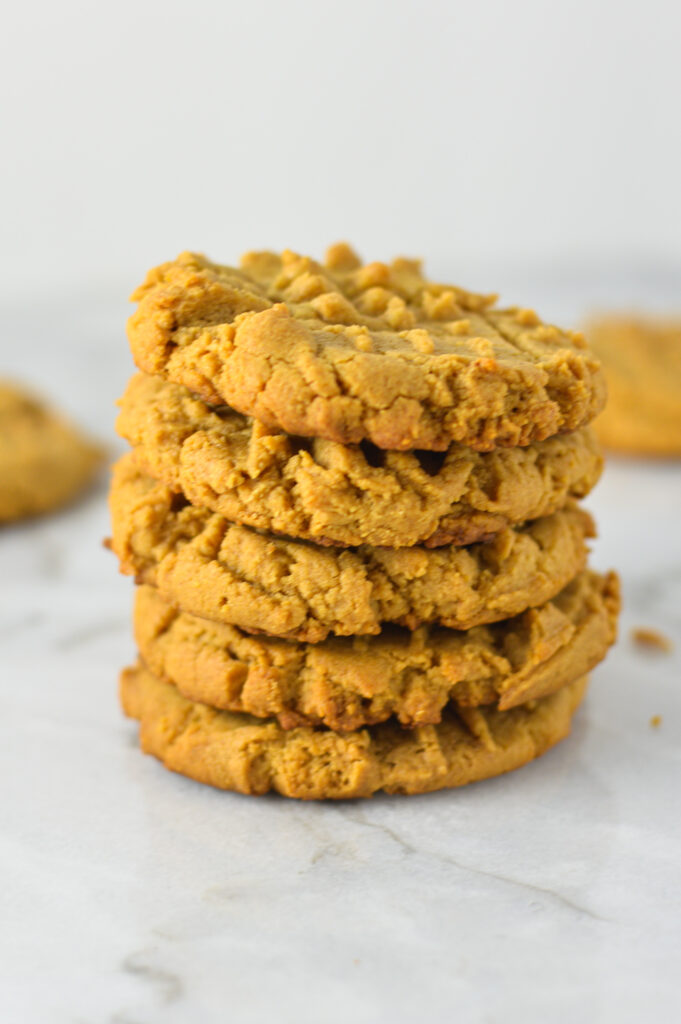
[2,288,680,1023]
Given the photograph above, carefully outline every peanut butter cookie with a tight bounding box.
[109,454,593,642]
[588,316,681,456]
[121,663,590,799]
[118,372,603,548]
[0,381,102,523]
[128,246,605,452]
[134,569,618,731]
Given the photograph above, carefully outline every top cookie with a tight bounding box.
[128,245,606,452]
[588,316,681,456]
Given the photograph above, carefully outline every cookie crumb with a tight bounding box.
[631,627,673,653]
[650,715,662,728]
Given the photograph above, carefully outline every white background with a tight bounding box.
[2,0,680,302]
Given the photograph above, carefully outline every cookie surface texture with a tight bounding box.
[0,381,102,522]
[127,246,606,452]
[118,372,603,548]
[109,454,594,642]
[133,570,618,730]
[121,663,590,800]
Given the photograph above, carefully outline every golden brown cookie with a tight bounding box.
[0,381,102,523]
[588,316,681,456]
[127,246,605,452]
[134,569,619,731]
[121,662,590,799]
[109,454,593,642]
[118,372,603,548]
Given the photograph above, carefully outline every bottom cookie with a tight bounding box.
[121,663,589,800]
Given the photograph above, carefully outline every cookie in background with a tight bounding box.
[0,380,104,523]
[587,316,681,457]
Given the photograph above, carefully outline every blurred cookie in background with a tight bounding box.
[0,380,104,523]
[587,317,681,456]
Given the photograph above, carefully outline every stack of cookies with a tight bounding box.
[109,244,620,799]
